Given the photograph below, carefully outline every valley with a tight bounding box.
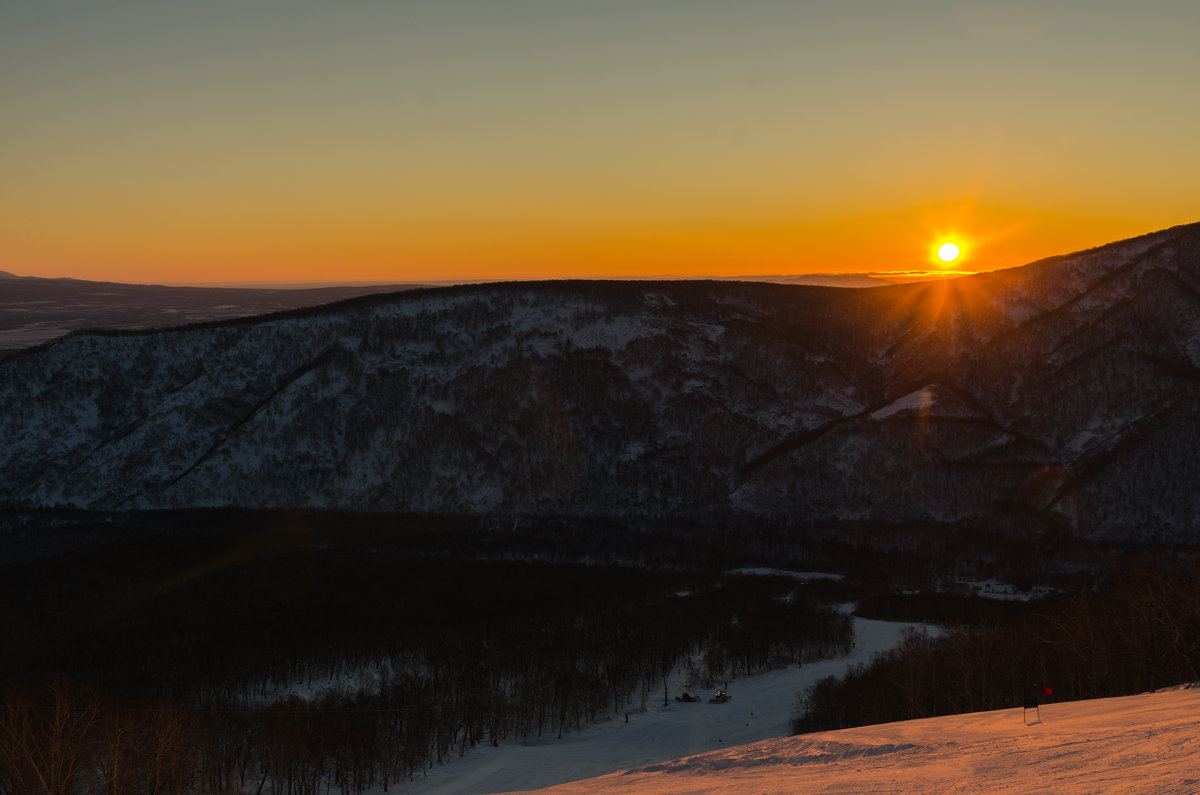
[4,224,1200,792]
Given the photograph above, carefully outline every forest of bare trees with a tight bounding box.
[795,549,1200,733]
[0,514,853,794]
[5,504,1191,793]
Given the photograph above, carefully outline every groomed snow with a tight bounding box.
[527,687,1200,794]
[401,614,934,794]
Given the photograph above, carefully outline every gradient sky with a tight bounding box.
[3,0,1198,285]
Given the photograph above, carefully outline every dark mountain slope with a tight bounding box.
[2,223,1199,542]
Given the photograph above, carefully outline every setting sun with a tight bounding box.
[937,243,961,263]
[1,2,1194,286]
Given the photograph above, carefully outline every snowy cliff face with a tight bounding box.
[3,223,1200,540]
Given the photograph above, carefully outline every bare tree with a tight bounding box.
[0,676,99,795]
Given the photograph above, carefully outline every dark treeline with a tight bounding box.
[0,514,852,794]
[1,506,1102,590]
[852,589,1035,626]
[795,549,1200,733]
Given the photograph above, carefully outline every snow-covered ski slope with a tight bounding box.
[522,687,1200,794]
[402,613,932,794]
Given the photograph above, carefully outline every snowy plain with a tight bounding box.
[398,611,936,794]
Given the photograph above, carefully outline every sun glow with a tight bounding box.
[937,242,961,263]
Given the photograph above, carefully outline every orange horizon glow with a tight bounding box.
[2,3,1197,287]
[1,202,1183,287]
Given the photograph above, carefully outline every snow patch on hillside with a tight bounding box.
[725,568,843,582]
[870,387,933,419]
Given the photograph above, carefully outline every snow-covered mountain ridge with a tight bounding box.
[3,223,1200,540]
